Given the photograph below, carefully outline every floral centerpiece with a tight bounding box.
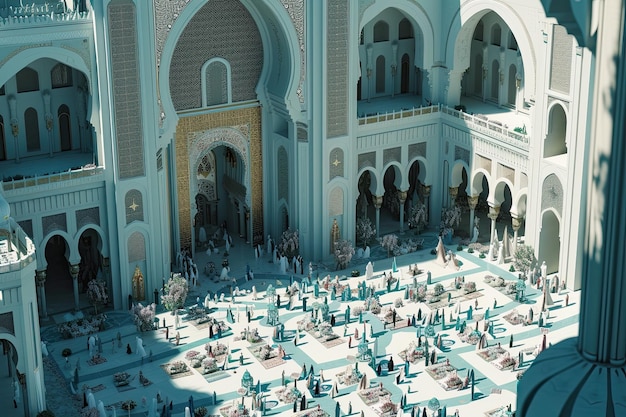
[58,314,107,338]
[444,373,463,390]
[398,341,425,364]
[205,341,228,356]
[121,400,136,411]
[463,281,477,294]
[161,273,189,313]
[379,400,397,414]
[364,296,382,314]
[87,279,109,314]
[277,228,299,259]
[496,355,517,370]
[275,386,301,403]
[167,360,188,375]
[131,302,156,331]
[201,357,218,374]
[114,372,131,386]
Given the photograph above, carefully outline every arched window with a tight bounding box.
[376,55,386,93]
[491,60,500,100]
[507,64,517,106]
[508,32,518,50]
[24,107,40,152]
[474,54,483,97]
[544,104,568,157]
[373,21,389,42]
[491,24,501,46]
[0,115,5,161]
[474,21,484,41]
[401,54,410,94]
[16,67,39,93]
[398,19,413,39]
[58,104,72,151]
[201,58,232,107]
[360,29,364,45]
[51,64,73,88]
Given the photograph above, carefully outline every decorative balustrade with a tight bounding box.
[357,104,439,125]
[2,165,104,191]
[439,105,529,149]
[358,103,529,150]
[0,3,90,27]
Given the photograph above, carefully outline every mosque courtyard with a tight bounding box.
[34,233,578,417]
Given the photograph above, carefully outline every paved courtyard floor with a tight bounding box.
[39,234,578,417]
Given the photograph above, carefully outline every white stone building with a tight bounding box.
[0,2,598,413]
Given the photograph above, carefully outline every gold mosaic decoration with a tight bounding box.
[174,106,263,250]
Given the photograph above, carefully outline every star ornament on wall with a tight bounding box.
[332,155,341,167]
[128,199,140,212]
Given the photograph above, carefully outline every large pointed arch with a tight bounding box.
[445,1,538,101]
[158,0,302,139]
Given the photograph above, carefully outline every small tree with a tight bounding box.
[132,302,157,331]
[334,239,355,270]
[355,217,376,249]
[513,245,537,279]
[277,228,299,259]
[408,203,427,233]
[379,233,399,257]
[440,205,462,237]
[87,279,109,315]
[161,274,189,312]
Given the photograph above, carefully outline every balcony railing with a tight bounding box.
[358,103,529,150]
[0,3,90,27]
[2,164,104,192]
[439,105,529,148]
[357,104,440,125]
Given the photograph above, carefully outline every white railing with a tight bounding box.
[357,104,439,125]
[2,165,104,191]
[439,104,529,148]
[0,4,90,27]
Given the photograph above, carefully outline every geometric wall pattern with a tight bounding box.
[169,0,263,111]
[42,213,67,237]
[127,231,146,263]
[326,0,349,138]
[108,2,144,179]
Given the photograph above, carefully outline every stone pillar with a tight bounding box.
[398,190,408,233]
[373,195,383,238]
[487,205,500,244]
[422,185,431,223]
[69,263,80,311]
[511,216,523,254]
[102,257,111,308]
[238,201,245,239]
[467,196,479,236]
[35,270,48,319]
[518,2,626,415]
[447,69,465,106]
